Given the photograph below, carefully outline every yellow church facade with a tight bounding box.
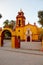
[0,10,42,49]
[15,10,39,42]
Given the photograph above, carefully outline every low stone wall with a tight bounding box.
[3,40,11,47]
[20,42,41,50]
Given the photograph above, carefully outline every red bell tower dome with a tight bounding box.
[16,9,26,27]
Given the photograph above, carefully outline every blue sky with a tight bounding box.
[0,0,43,27]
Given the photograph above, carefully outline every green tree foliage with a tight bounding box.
[3,20,9,28]
[0,14,2,18]
[3,19,16,29]
[9,20,16,29]
[39,30,43,41]
[38,11,43,27]
[4,30,11,39]
[38,11,43,40]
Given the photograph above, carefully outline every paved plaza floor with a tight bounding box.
[0,47,43,65]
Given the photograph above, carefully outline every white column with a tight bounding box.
[30,31,32,42]
[30,35,32,42]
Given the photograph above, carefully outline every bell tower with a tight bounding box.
[16,9,26,27]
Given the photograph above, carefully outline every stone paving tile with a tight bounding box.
[0,48,43,65]
[0,47,43,55]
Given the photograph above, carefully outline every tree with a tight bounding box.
[39,30,43,41]
[3,19,16,29]
[3,20,9,28]
[9,20,16,29]
[3,30,11,39]
[38,11,43,18]
[38,11,43,41]
[0,14,2,19]
[10,20,15,26]
[38,11,43,27]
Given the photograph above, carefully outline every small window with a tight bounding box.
[19,13,21,15]
[18,36,20,39]
[18,30,20,32]
[28,30,29,34]
[19,20,21,26]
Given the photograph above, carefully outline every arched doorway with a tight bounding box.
[18,36,20,48]
[27,36,30,41]
[26,28,32,42]
[1,30,12,47]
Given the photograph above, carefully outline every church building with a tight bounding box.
[15,10,39,42]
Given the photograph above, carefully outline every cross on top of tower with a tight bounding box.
[20,9,22,12]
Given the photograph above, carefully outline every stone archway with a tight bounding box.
[0,28,15,48]
[1,30,11,47]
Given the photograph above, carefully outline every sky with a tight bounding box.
[0,0,43,27]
